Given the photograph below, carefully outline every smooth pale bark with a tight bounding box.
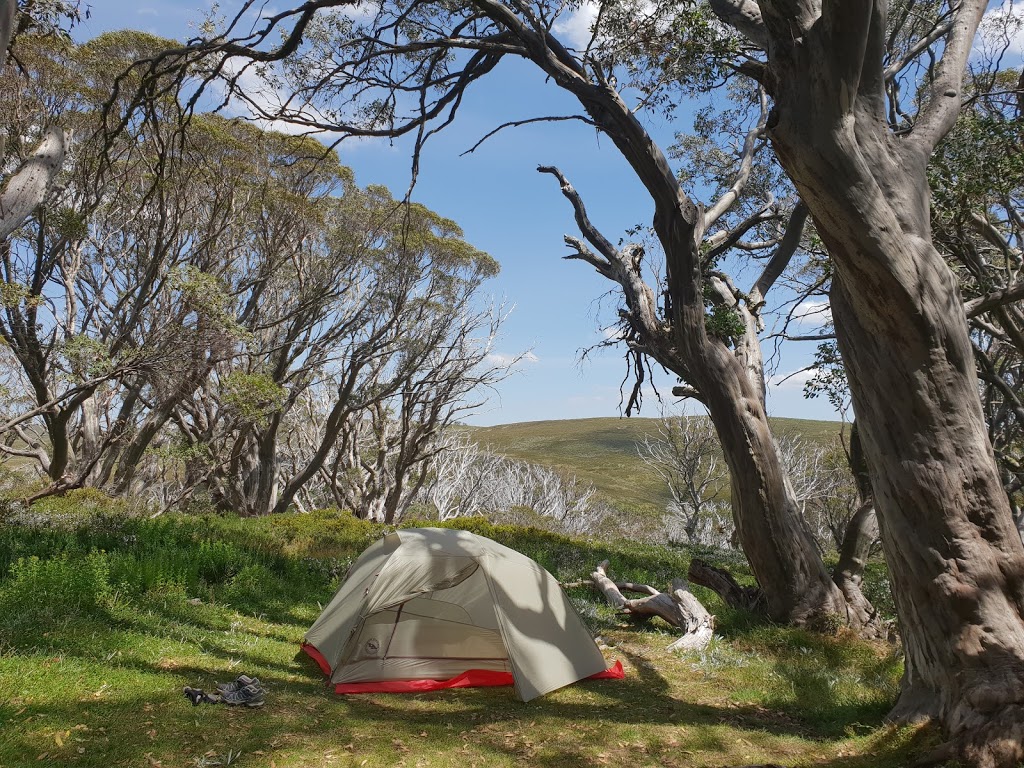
[590,560,714,650]
[749,0,1024,759]
[0,126,65,241]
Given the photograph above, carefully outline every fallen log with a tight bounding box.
[589,560,714,651]
[687,558,764,612]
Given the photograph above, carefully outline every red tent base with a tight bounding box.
[301,643,624,695]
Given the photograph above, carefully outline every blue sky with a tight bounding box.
[76,0,879,426]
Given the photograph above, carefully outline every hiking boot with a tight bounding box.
[218,683,265,708]
[215,674,261,694]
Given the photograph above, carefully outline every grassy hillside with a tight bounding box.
[0,498,924,768]
[468,416,845,514]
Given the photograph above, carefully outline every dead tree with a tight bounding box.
[589,560,714,651]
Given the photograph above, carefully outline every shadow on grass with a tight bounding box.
[0,631,926,768]
[3,598,900,741]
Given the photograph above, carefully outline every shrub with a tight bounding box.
[0,551,112,632]
[220,563,285,609]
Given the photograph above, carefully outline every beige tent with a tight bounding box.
[301,527,620,701]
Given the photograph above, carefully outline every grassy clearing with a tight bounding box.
[0,499,933,768]
[467,417,844,515]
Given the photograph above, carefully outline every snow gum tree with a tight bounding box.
[116,0,885,634]
[111,0,1024,760]
[706,0,1024,761]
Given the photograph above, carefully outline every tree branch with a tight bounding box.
[908,0,989,154]
[703,88,769,228]
[707,0,768,49]
[462,114,595,156]
[964,281,1024,319]
[538,165,619,262]
[750,202,810,304]
[882,20,954,82]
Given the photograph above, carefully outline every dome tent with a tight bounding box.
[302,528,623,701]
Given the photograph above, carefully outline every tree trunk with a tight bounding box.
[696,358,857,626]
[252,417,281,516]
[832,502,880,633]
[761,8,1024,758]
[553,78,877,631]
[831,423,882,636]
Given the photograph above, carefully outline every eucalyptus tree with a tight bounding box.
[315,292,508,524]
[112,1,877,632]
[637,416,730,545]
[177,180,505,519]
[0,31,506,521]
[112,0,1024,759]
[0,31,189,488]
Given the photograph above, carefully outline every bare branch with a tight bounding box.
[965,281,1024,319]
[461,114,595,156]
[538,165,619,262]
[750,201,810,304]
[703,196,777,266]
[883,20,954,82]
[703,87,769,228]
[783,332,838,341]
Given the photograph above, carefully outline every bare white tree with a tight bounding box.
[421,435,612,535]
[637,416,733,546]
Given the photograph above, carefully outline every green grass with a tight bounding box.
[467,416,845,515]
[0,500,935,768]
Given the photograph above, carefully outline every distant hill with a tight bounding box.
[467,416,844,514]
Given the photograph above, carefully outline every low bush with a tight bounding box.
[0,551,112,633]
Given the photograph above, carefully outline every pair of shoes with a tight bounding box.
[215,674,261,694]
[218,683,265,708]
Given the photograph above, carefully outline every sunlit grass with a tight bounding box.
[0,503,935,768]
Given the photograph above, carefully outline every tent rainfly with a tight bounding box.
[301,527,623,701]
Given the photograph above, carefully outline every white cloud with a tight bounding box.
[552,1,599,50]
[486,351,539,367]
[791,299,832,327]
[337,0,384,22]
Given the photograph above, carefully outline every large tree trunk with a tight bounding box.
[695,350,859,627]
[759,1,1024,759]
[538,82,873,631]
